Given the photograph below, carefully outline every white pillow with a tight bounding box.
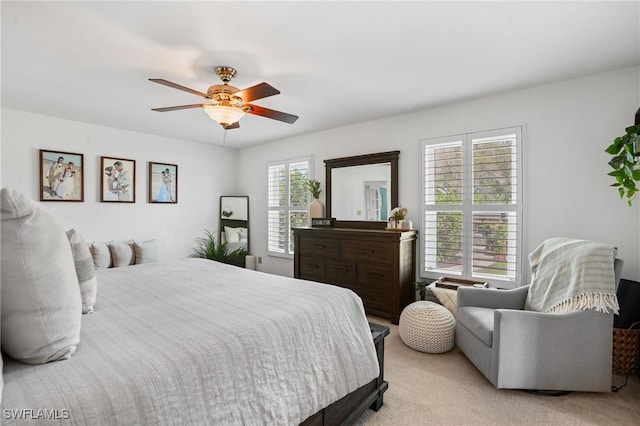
[66,229,98,314]
[89,242,112,269]
[108,241,136,267]
[224,226,241,243]
[134,239,159,264]
[0,187,82,364]
[238,227,248,242]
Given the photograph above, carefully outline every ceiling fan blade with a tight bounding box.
[223,122,240,130]
[149,78,207,98]
[235,82,280,103]
[151,104,206,112]
[244,104,299,124]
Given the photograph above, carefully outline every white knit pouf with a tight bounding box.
[399,301,456,353]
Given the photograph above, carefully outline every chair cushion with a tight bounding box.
[457,306,495,347]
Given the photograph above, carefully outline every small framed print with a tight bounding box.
[311,218,332,227]
[100,156,136,203]
[149,162,178,203]
[39,149,84,202]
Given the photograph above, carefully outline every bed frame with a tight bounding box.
[300,323,390,426]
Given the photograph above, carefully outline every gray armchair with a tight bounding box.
[456,259,623,392]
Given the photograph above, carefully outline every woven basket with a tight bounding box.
[612,327,640,375]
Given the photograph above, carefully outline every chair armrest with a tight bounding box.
[494,309,614,361]
[457,285,529,310]
[492,308,614,391]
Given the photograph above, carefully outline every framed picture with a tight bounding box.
[148,162,178,203]
[100,156,136,203]
[39,149,84,202]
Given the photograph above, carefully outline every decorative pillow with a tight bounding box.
[429,282,458,316]
[66,229,98,314]
[0,187,81,364]
[108,241,136,267]
[224,226,241,243]
[237,227,248,242]
[89,242,112,269]
[134,239,159,264]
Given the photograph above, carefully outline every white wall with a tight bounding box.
[1,108,238,259]
[238,66,640,282]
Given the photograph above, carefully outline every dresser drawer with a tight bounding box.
[351,286,395,314]
[357,263,394,289]
[326,259,356,284]
[341,240,393,264]
[299,256,326,280]
[298,237,339,257]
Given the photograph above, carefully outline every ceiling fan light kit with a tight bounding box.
[203,105,245,127]
[149,66,298,130]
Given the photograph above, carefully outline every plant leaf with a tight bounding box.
[608,155,625,168]
[605,143,619,155]
[624,164,634,178]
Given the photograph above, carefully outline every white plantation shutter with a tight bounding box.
[267,158,311,257]
[422,127,522,287]
[424,139,464,273]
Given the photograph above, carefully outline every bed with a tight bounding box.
[1,258,384,425]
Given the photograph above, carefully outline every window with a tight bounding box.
[267,157,311,257]
[422,127,523,287]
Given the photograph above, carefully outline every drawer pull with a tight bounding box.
[312,244,326,249]
[356,249,375,254]
[333,268,349,273]
[304,264,320,269]
[367,272,385,278]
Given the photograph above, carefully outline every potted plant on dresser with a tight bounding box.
[306,178,324,223]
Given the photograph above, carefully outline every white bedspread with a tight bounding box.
[1,259,379,425]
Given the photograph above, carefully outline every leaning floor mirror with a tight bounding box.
[219,196,249,253]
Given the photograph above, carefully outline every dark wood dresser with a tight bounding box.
[293,227,417,324]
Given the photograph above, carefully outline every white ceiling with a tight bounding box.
[2,1,639,148]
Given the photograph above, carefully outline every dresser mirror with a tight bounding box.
[325,151,399,228]
[219,196,249,253]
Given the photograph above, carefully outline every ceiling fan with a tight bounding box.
[149,66,299,130]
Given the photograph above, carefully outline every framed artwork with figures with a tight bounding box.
[100,156,136,203]
[39,149,84,202]
[148,162,178,203]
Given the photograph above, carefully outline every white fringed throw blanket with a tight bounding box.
[525,238,619,314]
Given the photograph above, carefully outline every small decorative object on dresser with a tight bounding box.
[388,206,409,229]
[306,178,324,224]
[311,217,332,227]
[293,226,417,324]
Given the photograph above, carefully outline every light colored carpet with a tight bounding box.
[355,316,640,426]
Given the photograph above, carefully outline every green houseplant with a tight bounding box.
[191,229,248,267]
[606,109,640,206]
[415,280,430,301]
[305,179,322,199]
